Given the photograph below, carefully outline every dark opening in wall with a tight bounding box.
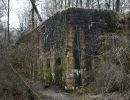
[47,59,50,68]
[73,25,80,69]
[73,49,80,69]
[55,57,63,86]
[55,57,61,66]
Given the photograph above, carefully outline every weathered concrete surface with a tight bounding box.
[16,8,118,90]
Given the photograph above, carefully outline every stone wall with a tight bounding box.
[16,8,118,90]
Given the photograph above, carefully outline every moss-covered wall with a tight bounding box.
[16,8,119,90]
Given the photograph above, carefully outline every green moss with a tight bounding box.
[16,8,120,89]
[44,69,52,86]
[100,42,111,53]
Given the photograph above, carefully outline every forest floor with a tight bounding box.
[1,51,130,100]
[26,79,130,100]
[14,67,130,100]
[0,44,40,100]
[31,80,71,100]
[1,60,130,100]
[0,57,31,100]
[1,61,130,100]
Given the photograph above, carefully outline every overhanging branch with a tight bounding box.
[30,0,42,22]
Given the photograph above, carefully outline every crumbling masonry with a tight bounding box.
[16,8,118,90]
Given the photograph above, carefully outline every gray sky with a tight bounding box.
[9,0,29,28]
[8,0,45,28]
[4,0,130,29]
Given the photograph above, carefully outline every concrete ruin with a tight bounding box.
[16,8,118,90]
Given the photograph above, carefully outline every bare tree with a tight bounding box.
[86,0,90,8]
[113,0,115,10]
[68,0,71,7]
[0,0,6,38]
[44,0,57,18]
[97,0,100,8]
[79,0,82,7]
[108,0,111,8]
[41,0,130,18]
[60,0,63,9]
[116,0,120,12]
[30,0,42,22]
[16,2,32,32]
[32,0,35,28]
[91,0,94,8]
[76,0,78,7]
[7,0,10,42]
[65,0,67,8]
[54,0,57,10]
[128,0,130,10]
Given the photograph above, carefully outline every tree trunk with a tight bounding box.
[109,0,111,8]
[116,0,120,12]
[105,0,111,9]
[8,0,10,42]
[60,0,63,9]
[65,0,66,8]
[97,0,100,8]
[30,0,42,22]
[86,0,90,8]
[54,0,57,10]
[76,0,78,7]
[92,0,94,8]
[105,0,107,9]
[80,0,82,7]
[32,0,35,29]
[68,0,70,7]
[113,0,115,10]
[72,0,74,7]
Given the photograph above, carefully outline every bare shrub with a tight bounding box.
[96,60,129,93]
[94,33,130,93]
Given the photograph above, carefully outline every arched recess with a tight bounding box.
[54,57,63,87]
[46,59,50,68]
[55,57,61,66]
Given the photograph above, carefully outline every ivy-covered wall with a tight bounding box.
[16,8,119,90]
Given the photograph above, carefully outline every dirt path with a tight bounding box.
[31,81,72,100]
[31,80,130,100]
